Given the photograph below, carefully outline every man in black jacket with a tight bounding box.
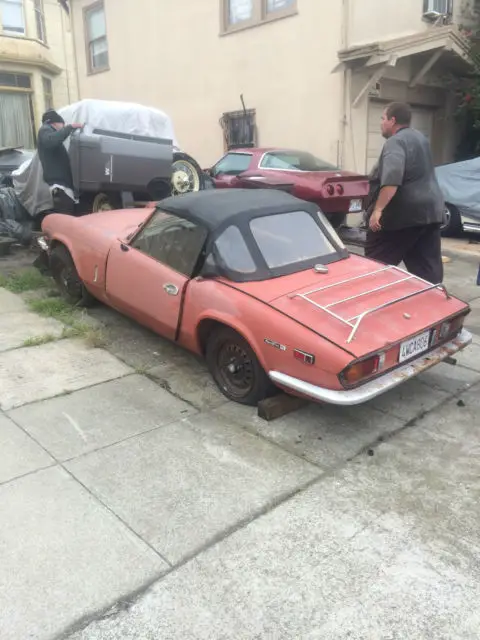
[37,109,83,215]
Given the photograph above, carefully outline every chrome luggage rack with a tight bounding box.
[291,265,450,343]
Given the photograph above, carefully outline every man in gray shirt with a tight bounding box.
[366,102,445,283]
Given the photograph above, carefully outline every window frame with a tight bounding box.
[42,76,53,110]
[83,0,109,75]
[220,109,256,151]
[1,0,26,36]
[221,0,297,35]
[34,0,46,42]
[129,209,209,278]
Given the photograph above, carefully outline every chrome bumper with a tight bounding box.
[269,328,473,406]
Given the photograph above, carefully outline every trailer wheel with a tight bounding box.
[171,152,205,195]
[92,192,121,212]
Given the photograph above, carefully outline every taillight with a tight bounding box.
[326,184,335,196]
[293,349,315,365]
[336,184,344,195]
[341,354,384,386]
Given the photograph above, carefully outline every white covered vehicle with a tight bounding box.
[13,99,205,216]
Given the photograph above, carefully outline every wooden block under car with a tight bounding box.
[258,393,307,421]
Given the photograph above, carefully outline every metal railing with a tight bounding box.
[291,265,450,343]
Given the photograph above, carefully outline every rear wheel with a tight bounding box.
[206,327,275,405]
[50,245,94,307]
[441,203,462,237]
[171,152,204,195]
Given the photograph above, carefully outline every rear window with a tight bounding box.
[250,211,336,269]
[260,150,337,172]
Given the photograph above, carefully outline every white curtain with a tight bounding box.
[229,0,253,24]
[0,91,34,149]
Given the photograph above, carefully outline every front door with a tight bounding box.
[105,210,208,340]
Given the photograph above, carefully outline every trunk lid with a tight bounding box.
[227,255,468,357]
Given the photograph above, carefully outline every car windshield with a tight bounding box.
[260,150,338,172]
[250,210,344,269]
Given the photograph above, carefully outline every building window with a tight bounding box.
[0,72,30,88]
[220,110,257,149]
[34,0,47,42]
[43,76,53,110]
[84,2,109,73]
[1,0,25,35]
[222,0,296,32]
[0,72,35,149]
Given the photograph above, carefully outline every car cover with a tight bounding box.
[0,186,32,244]
[435,157,480,222]
[12,99,180,217]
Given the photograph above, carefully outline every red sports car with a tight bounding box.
[37,189,471,407]
[208,148,369,227]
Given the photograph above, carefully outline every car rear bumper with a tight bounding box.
[268,328,472,406]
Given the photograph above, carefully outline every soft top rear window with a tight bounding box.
[209,208,347,282]
[251,211,338,269]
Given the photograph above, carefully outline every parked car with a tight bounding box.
[435,158,480,236]
[206,148,369,228]
[37,189,471,407]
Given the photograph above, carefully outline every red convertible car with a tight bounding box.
[208,148,369,227]
[38,190,471,406]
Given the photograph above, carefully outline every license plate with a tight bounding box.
[349,199,362,213]
[399,330,431,363]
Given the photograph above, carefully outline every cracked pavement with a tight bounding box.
[0,245,479,640]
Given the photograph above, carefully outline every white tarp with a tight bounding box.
[435,157,480,222]
[13,99,179,217]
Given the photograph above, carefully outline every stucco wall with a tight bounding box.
[347,0,428,47]
[0,0,78,132]
[71,0,345,167]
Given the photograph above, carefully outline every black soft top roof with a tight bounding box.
[159,188,319,231]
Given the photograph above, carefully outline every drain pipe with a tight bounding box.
[339,0,351,169]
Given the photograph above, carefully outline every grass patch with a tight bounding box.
[23,334,58,347]
[28,297,75,322]
[28,296,106,348]
[62,324,106,348]
[0,268,50,293]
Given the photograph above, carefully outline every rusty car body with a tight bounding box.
[38,189,471,406]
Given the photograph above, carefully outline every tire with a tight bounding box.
[206,327,275,405]
[171,152,205,195]
[92,192,122,213]
[326,213,347,229]
[441,203,462,237]
[50,245,95,307]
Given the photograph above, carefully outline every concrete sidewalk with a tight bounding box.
[0,256,479,639]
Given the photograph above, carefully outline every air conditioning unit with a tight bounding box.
[423,0,450,19]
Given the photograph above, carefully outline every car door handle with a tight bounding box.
[163,283,179,296]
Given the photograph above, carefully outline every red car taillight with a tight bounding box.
[341,354,385,386]
[336,184,344,195]
[326,184,335,196]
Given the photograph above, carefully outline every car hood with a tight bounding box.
[226,255,468,357]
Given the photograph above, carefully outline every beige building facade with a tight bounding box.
[0,0,78,149]
[69,0,474,172]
